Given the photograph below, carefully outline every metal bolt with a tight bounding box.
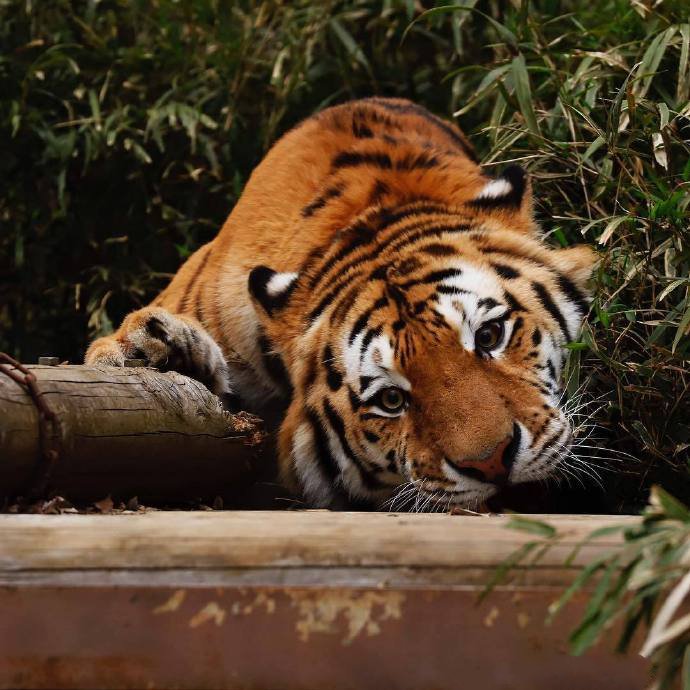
[38,357,60,366]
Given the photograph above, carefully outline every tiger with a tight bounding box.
[85,97,597,510]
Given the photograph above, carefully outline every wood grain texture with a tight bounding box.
[0,511,639,587]
[0,365,263,503]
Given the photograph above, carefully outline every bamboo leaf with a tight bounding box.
[478,541,538,603]
[505,515,557,538]
[634,27,677,100]
[673,301,690,353]
[511,54,541,137]
[651,487,690,524]
[597,216,629,245]
[330,18,372,74]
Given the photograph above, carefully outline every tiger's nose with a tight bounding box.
[446,424,520,485]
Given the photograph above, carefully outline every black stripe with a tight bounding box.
[308,270,366,322]
[478,297,499,309]
[436,284,472,296]
[323,400,385,490]
[348,387,361,411]
[395,151,440,171]
[258,333,292,395]
[504,290,527,313]
[307,209,460,294]
[308,223,375,289]
[375,203,452,230]
[322,345,343,392]
[532,328,542,346]
[491,262,521,280]
[302,183,345,218]
[303,351,318,389]
[400,267,463,289]
[330,283,363,324]
[177,245,212,313]
[307,217,472,307]
[360,326,382,361]
[352,114,374,138]
[555,274,589,316]
[387,222,472,255]
[420,242,457,257]
[306,407,340,483]
[394,256,422,276]
[349,297,388,344]
[368,180,389,205]
[366,98,478,162]
[504,316,524,350]
[546,359,557,382]
[480,246,588,316]
[532,281,572,341]
[359,375,374,392]
[360,412,381,421]
[193,295,206,326]
[540,425,567,458]
[332,151,392,169]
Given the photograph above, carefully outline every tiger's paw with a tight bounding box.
[85,307,230,397]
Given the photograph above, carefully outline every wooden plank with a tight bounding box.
[0,512,648,690]
[0,512,638,586]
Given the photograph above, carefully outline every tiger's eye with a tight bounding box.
[476,321,504,351]
[378,387,406,413]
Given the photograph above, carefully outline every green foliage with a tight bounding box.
[410,0,690,503]
[1,0,688,507]
[494,488,690,690]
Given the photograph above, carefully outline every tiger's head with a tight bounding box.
[248,166,597,509]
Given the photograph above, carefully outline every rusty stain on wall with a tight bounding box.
[517,612,531,629]
[230,591,276,616]
[153,589,186,614]
[189,601,226,628]
[484,606,500,627]
[287,590,405,645]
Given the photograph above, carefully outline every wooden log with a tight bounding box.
[0,364,264,504]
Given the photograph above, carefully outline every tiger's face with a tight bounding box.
[250,174,597,509]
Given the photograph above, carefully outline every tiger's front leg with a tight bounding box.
[85,307,230,397]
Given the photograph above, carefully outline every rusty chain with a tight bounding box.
[0,352,61,499]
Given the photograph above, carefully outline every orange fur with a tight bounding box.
[86,98,597,509]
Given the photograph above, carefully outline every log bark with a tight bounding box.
[0,364,264,504]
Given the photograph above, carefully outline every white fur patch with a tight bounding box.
[265,271,298,297]
[434,262,507,354]
[476,178,512,200]
[350,333,411,398]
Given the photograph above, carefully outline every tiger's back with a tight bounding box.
[154,98,488,371]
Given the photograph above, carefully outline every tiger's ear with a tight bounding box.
[248,265,299,318]
[552,245,599,293]
[470,165,533,223]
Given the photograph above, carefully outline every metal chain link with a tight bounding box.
[0,352,61,498]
